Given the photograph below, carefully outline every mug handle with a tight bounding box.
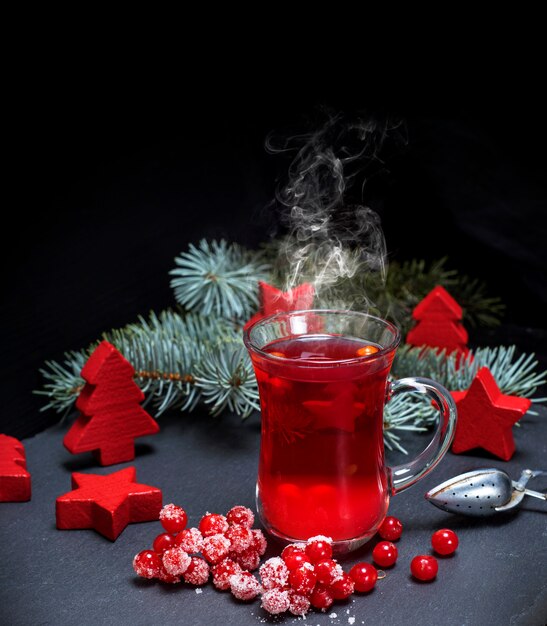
[386,377,457,495]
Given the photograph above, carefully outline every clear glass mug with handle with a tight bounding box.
[244,310,457,553]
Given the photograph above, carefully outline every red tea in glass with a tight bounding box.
[244,311,457,552]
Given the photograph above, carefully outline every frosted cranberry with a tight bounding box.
[431,529,459,556]
[372,541,398,567]
[236,547,261,571]
[133,550,161,579]
[202,533,231,563]
[309,584,334,611]
[183,557,210,586]
[288,563,317,596]
[330,571,355,599]
[162,547,191,576]
[251,529,268,556]
[173,527,204,553]
[159,504,188,534]
[225,523,253,554]
[305,536,333,563]
[153,532,175,554]
[212,557,242,590]
[156,563,181,584]
[259,557,290,590]
[315,559,344,585]
[289,592,311,616]
[199,512,229,537]
[229,571,261,601]
[411,555,438,581]
[282,546,311,571]
[226,505,255,528]
[349,562,378,592]
[261,588,290,615]
[378,516,403,541]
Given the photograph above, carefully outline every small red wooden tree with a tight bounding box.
[64,341,159,466]
[406,285,469,357]
[0,434,31,501]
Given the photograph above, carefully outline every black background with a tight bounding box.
[3,52,547,439]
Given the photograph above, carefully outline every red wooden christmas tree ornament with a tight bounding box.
[244,281,315,330]
[63,341,159,466]
[450,367,531,461]
[56,466,162,540]
[406,285,469,357]
[0,434,31,502]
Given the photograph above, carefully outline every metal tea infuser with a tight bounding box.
[425,468,547,516]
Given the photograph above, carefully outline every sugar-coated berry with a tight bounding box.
[431,528,459,556]
[153,532,175,554]
[410,555,438,581]
[202,533,231,563]
[174,527,204,553]
[309,584,334,611]
[225,523,253,554]
[251,529,267,556]
[235,547,261,572]
[289,592,311,616]
[349,562,378,592]
[261,588,290,615]
[229,571,261,601]
[330,572,355,600]
[314,559,344,585]
[305,536,333,563]
[212,557,242,590]
[288,563,317,595]
[282,547,311,571]
[378,516,403,541]
[183,557,210,586]
[199,512,229,537]
[162,547,191,576]
[159,503,188,534]
[226,505,255,529]
[156,563,181,584]
[372,541,398,567]
[133,550,162,579]
[259,557,290,590]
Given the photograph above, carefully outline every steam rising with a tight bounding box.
[269,114,399,311]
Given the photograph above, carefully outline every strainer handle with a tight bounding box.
[387,377,457,495]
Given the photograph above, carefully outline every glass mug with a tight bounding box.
[244,310,457,552]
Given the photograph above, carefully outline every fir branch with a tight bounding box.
[170,239,271,320]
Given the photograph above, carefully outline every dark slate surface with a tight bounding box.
[1,406,546,626]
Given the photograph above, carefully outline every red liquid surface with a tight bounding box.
[252,335,393,542]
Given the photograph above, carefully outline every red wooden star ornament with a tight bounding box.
[450,367,531,461]
[64,341,159,466]
[0,434,31,502]
[56,466,162,540]
[244,281,315,329]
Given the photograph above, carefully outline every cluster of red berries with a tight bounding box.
[132,503,267,588]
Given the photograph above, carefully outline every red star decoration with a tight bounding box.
[450,367,531,461]
[0,434,31,502]
[244,281,315,329]
[56,466,162,540]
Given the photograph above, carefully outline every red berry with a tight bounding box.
[173,527,204,553]
[314,559,344,585]
[309,584,334,611]
[261,588,290,615]
[410,555,438,581]
[372,541,398,567]
[289,592,311,616]
[282,547,311,571]
[153,532,175,554]
[226,505,255,528]
[159,503,188,534]
[288,564,317,596]
[183,557,210,586]
[349,562,378,592]
[251,528,268,556]
[212,557,242,590]
[259,557,290,590]
[229,571,261,601]
[234,547,261,572]
[202,533,231,563]
[225,523,253,554]
[305,536,333,563]
[132,550,162,579]
[329,572,355,599]
[199,512,229,537]
[431,529,459,556]
[378,516,403,541]
[156,563,181,584]
[162,547,191,576]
